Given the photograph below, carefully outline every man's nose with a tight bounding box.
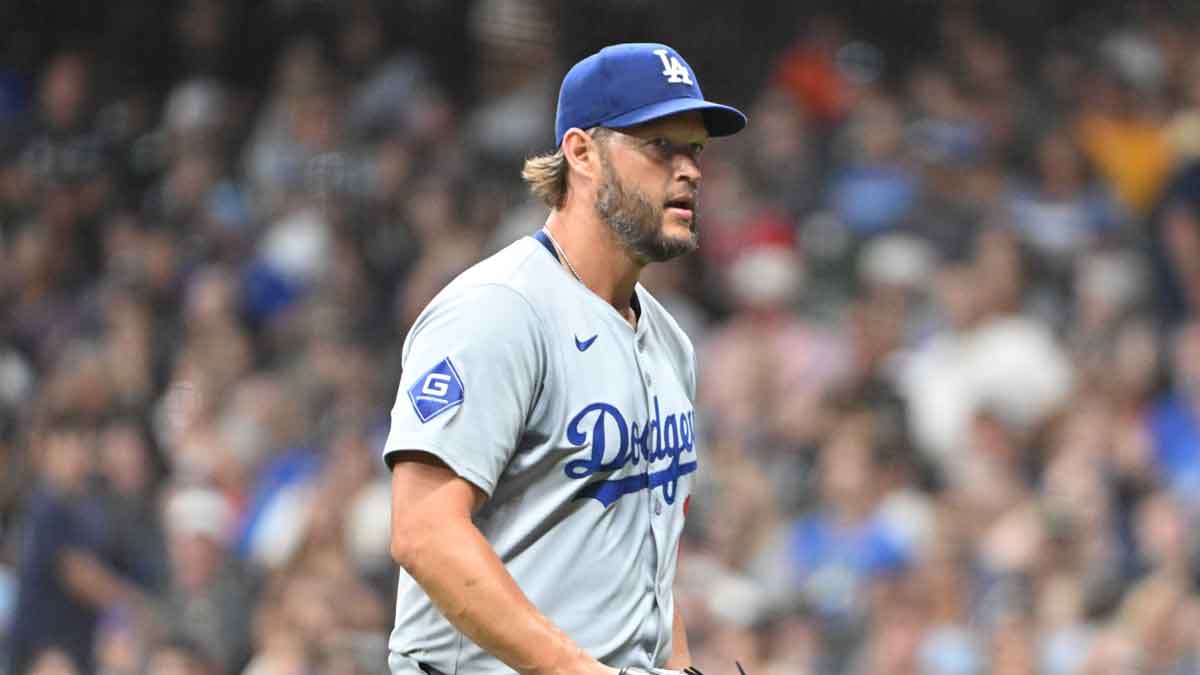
[676,155,701,186]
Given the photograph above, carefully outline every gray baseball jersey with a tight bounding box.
[382,232,699,675]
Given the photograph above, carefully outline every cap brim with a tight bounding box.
[600,97,747,138]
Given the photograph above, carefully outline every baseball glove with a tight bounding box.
[619,662,747,675]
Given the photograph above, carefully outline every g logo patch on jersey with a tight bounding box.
[408,357,465,423]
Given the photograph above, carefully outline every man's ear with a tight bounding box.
[561,127,603,183]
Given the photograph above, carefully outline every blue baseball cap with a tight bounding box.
[554,43,747,147]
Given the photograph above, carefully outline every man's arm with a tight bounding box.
[663,594,692,669]
[58,549,145,609]
[389,451,616,675]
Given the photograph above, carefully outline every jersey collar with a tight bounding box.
[530,230,642,320]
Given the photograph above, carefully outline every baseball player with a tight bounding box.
[382,43,746,675]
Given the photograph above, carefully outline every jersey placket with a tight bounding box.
[630,323,669,662]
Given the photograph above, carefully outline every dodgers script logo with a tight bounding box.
[563,397,697,507]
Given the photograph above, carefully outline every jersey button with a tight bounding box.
[654,500,663,515]
[644,373,653,387]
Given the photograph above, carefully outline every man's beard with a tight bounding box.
[595,156,698,264]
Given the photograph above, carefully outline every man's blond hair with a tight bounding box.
[522,128,609,210]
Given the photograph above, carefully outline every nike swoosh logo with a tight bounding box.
[575,334,598,352]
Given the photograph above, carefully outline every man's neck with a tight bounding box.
[544,208,642,326]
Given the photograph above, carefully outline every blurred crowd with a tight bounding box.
[5,1,1200,674]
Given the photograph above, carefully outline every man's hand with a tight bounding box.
[618,663,747,675]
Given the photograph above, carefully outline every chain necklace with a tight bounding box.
[545,227,639,326]
[541,228,584,283]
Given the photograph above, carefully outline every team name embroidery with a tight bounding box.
[563,397,697,507]
[653,49,693,85]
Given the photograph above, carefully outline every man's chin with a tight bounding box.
[660,216,699,244]
[642,229,698,263]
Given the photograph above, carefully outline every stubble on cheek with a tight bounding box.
[595,161,697,263]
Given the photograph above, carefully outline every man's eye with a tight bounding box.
[690,143,705,158]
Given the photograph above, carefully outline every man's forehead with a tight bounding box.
[614,111,708,141]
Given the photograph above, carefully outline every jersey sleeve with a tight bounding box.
[382,283,546,497]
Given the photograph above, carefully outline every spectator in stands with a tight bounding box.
[9,417,150,675]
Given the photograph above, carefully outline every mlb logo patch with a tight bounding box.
[408,357,465,423]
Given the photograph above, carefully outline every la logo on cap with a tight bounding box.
[653,49,693,85]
